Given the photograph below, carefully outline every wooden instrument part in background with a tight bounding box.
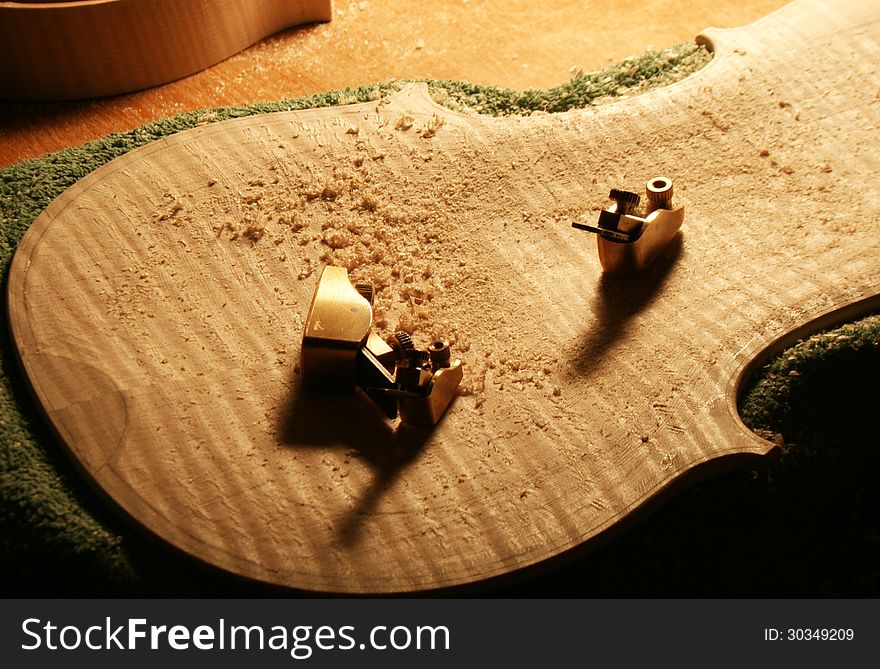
[7,0,880,592]
[0,0,790,166]
[0,0,332,100]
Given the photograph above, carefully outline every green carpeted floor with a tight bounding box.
[1,43,878,596]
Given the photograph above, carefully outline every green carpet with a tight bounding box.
[2,43,878,596]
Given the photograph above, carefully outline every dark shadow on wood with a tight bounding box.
[276,373,431,546]
[567,232,683,379]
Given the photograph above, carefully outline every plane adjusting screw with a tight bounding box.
[609,189,641,215]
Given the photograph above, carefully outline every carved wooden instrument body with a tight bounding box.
[7,0,879,592]
[0,0,332,99]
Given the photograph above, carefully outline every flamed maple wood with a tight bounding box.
[7,0,880,592]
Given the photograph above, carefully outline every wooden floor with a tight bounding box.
[0,0,787,167]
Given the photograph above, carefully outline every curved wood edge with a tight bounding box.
[6,85,783,595]
[497,294,880,592]
[0,0,332,100]
[731,291,880,413]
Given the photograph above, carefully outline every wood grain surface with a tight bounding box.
[0,0,332,99]
[0,0,789,167]
[8,0,880,592]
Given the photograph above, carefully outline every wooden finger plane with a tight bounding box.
[301,265,463,427]
[572,177,685,274]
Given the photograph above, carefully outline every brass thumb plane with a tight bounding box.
[572,177,684,274]
[301,266,463,427]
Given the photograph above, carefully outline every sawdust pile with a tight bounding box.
[156,105,571,413]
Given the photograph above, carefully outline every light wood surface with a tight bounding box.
[8,0,880,592]
[0,0,332,99]
[0,0,789,167]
